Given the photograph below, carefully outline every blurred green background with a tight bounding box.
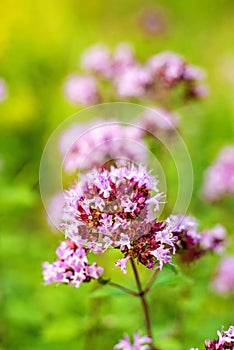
[1,0,234,349]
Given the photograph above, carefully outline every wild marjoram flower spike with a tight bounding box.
[42,163,227,349]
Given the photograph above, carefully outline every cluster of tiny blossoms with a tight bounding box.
[59,164,226,276]
[165,214,227,263]
[118,214,226,272]
[211,255,234,294]
[202,145,234,202]
[59,119,147,172]
[43,240,103,288]
[114,332,152,350]
[190,325,234,350]
[61,164,165,256]
[63,43,207,107]
[205,325,234,349]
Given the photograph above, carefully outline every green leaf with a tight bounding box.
[89,286,126,298]
[152,265,193,288]
[98,276,110,285]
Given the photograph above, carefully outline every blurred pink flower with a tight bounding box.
[202,145,234,201]
[147,51,184,87]
[47,192,65,231]
[212,255,234,294]
[115,65,153,98]
[200,224,227,254]
[114,332,152,350]
[166,214,227,263]
[81,44,112,78]
[137,107,179,133]
[59,119,147,172]
[111,43,136,76]
[183,64,206,81]
[0,78,7,102]
[63,74,100,106]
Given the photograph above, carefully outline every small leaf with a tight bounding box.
[90,286,126,298]
[163,262,179,274]
[98,276,110,285]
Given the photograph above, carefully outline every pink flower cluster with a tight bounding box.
[202,145,234,201]
[211,255,234,294]
[61,164,164,255]
[166,214,227,263]
[63,43,207,107]
[204,325,234,349]
[136,107,179,134]
[118,214,226,273]
[42,240,103,288]
[148,51,207,98]
[59,119,147,172]
[63,75,100,106]
[59,164,226,274]
[114,332,152,350]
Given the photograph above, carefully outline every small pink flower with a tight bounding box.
[211,255,234,294]
[114,332,152,350]
[115,65,153,98]
[46,192,65,231]
[81,44,112,78]
[63,74,99,106]
[138,107,179,134]
[115,256,130,274]
[202,145,234,201]
[59,119,147,172]
[42,240,103,288]
[147,51,184,86]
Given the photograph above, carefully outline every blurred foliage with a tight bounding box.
[1,0,234,349]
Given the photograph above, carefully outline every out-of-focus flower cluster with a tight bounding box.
[63,43,207,108]
[43,240,103,288]
[0,78,7,102]
[202,145,234,202]
[114,332,152,350]
[211,255,234,294]
[167,215,227,262]
[136,107,179,134]
[59,119,147,172]
[204,325,234,349]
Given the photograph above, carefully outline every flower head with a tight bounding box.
[42,240,103,288]
[59,120,147,172]
[204,325,234,349]
[61,164,164,254]
[81,44,112,78]
[63,74,99,106]
[165,214,227,263]
[115,65,153,98]
[202,145,234,201]
[137,107,179,134]
[147,51,185,87]
[114,332,152,350]
[211,255,234,294]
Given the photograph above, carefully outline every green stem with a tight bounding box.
[108,281,139,297]
[144,269,159,295]
[130,258,153,344]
